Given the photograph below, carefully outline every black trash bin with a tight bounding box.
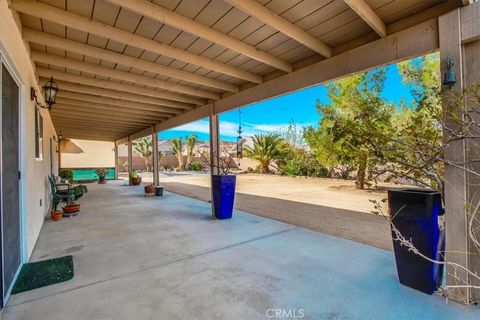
[388,189,445,294]
[155,186,164,197]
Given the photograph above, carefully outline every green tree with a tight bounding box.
[170,137,184,170]
[305,68,394,189]
[245,134,289,174]
[383,53,444,193]
[134,137,152,172]
[186,134,198,167]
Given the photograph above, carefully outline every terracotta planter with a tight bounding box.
[63,205,80,214]
[51,210,62,221]
[144,184,155,195]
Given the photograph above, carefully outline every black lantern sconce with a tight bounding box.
[31,77,59,110]
[442,55,457,89]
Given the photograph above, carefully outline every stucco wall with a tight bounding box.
[61,139,115,168]
[0,1,58,259]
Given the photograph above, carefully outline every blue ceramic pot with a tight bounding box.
[388,189,444,294]
[211,175,236,219]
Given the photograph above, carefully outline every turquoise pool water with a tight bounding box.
[71,168,115,182]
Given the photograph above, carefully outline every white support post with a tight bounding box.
[114,143,119,180]
[152,133,159,186]
[209,114,220,217]
[127,139,133,185]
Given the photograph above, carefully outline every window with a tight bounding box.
[35,107,43,160]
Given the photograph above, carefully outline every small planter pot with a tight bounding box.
[144,184,155,196]
[388,189,444,294]
[211,175,236,219]
[62,205,80,214]
[51,210,62,221]
[98,176,107,184]
[130,176,142,186]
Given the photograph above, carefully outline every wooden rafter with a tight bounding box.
[36,68,197,109]
[31,51,212,102]
[224,0,332,58]
[42,79,194,111]
[56,91,182,114]
[54,98,174,118]
[25,28,238,93]
[344,0,387,37]
[105,0,292,73]
[53,102,170,122]
[12,0,263,83]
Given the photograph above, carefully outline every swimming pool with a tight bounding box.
[69,168,116,182]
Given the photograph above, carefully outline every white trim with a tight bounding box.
[0,40,28,306]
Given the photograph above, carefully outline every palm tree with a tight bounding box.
[186,134,198,167]
[245,134,285,174]
[133,137,152,172]
[170,137,184,170]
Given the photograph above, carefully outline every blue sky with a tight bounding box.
[158,63,415,142]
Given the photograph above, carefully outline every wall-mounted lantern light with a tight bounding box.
[442,55,457,89]
[30,77,59,110]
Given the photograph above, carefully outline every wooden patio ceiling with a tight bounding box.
[11,0,464,141]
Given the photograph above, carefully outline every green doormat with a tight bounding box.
[12,255,74,294]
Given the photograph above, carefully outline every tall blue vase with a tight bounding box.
[388,189,444,294]
[211,175,236,219]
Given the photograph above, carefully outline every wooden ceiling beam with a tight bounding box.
[52,104,166,122]
[40,78,194,110]
[56,91,181,114]
[55,123,133,131]
[105,0,292,73]
[51,113,154,127]
[36,68,196,110]
[25,28,238,93]
[12,0,263,84]
[224,0,332,58]
[31,51,210,103]
[344,0,387,37]
[52,117,150,130]
[54,98,173,118]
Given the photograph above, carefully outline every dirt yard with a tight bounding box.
[159,173,394,214]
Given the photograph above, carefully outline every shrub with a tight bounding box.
[280,151,330,178]
[59,169,73,181]
[129,171,139,179]
[188,162,202,171]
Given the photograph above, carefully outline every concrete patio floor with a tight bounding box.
[3,181,478,319]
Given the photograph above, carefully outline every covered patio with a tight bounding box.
[3,182,477,319]
[1,0,480,316]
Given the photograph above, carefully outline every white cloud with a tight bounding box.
[169,120,210,134]
[167,119,317,139]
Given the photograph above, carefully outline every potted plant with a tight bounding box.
[73,184,88,200]
[95,168,109,184]
[62,192,80,216]
[129,171,142,186]
[51,210,62,221]
[144,184,155,197]
[201,149,236,219]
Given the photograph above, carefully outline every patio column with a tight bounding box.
[152,132,159,186]
[209,114,220,217]
[127,139,133,185]
[440,3,480,304]
[114,143,119,180]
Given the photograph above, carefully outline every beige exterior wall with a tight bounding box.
[0,1,59,259]
[61,139,115,168]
